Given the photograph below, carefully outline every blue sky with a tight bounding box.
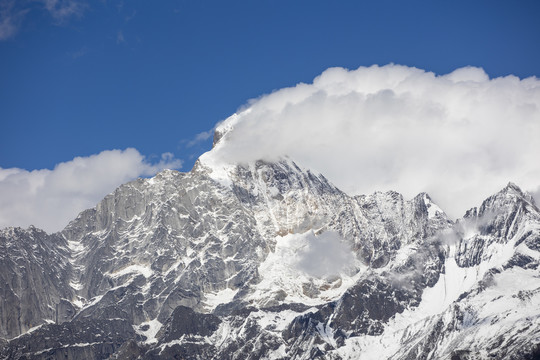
[1,0,540,232]
[1,0,539,171]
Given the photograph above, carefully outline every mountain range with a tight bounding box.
[1,130,539,359]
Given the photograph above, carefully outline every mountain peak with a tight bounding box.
[504,181,524,194]
[490,182,537,209]
[480,182,531,208]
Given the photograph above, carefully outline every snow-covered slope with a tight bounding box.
[332,183,540,360]
[1,147,539,359]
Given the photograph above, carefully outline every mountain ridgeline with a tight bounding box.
[0,157,539,359]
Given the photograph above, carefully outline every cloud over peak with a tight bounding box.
[206,64,540,218]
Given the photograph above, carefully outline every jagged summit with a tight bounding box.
[505,181,522,191]
[500,181,539,207]
[211,112,241,148]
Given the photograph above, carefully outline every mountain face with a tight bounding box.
[0,155,539,359]
[0,227,75,340]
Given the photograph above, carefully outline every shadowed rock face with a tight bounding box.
[0,161,539,360]
[1,318,140,360]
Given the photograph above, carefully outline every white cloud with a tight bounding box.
[0,0,27,40]
[296,231,356,278]
[186,127,215,147]
[205,64,540,218]
[116,30,124,44]
[69,45,89,59]
[0,148,181,232]
[0,0,85,41]
[41,0,85,22]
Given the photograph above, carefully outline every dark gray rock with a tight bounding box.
[158,306,221,341]
[0,318,140,360]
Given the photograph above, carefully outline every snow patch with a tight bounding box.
[136,319,163,344]
[70,280,84,291]
[72,297,84,309]
[203,288,238,311]
[106,264,153,279]
[10,320,54,340]
[67,240,84,254]
[424,194,443,219]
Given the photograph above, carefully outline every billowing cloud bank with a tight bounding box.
[0,149,181,232]
[208,64,540,218]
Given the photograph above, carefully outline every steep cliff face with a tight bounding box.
[0,227,74,339]
[61,167,269,325]
[0,158,539,360]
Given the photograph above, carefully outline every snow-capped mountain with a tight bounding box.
[1,133,539,359]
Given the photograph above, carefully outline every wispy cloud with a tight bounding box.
[186,128,215,147]
[41,0,86,23]
[124,9,135,22]
[0,0,86,41]
[0,149,182,232]
[116,29,124,43]
[0,12,17,40]
[68,45,88,58]
[0,0,28,40]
